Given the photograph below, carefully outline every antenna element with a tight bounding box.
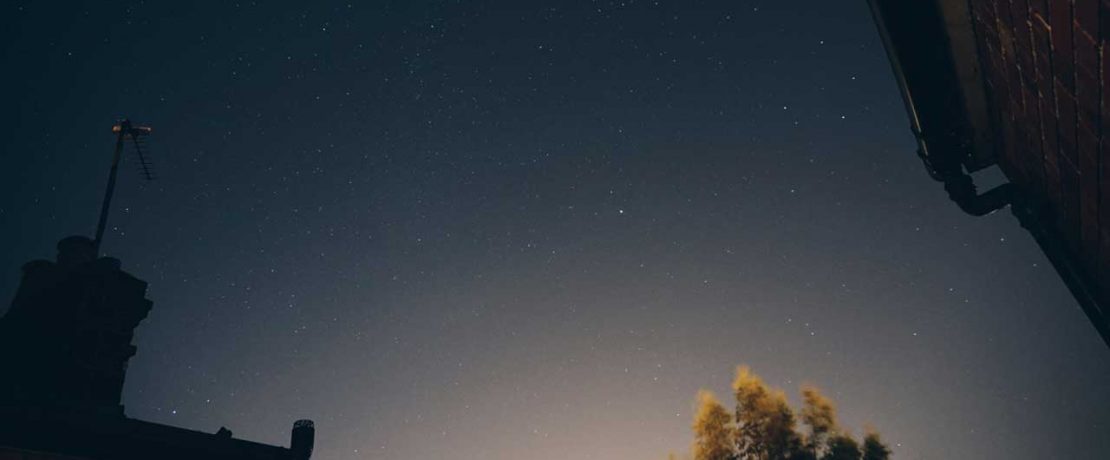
[93,119,154,254]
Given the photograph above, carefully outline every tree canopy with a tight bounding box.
[687,365,891,460]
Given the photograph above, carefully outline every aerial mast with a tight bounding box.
[93,119,154,254]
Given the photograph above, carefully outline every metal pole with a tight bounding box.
[94,120,129,255]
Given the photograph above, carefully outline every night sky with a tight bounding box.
[3,1,1110,459]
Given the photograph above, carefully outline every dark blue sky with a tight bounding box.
[3,1,1109,459]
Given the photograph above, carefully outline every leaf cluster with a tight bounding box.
[690,366,891,460]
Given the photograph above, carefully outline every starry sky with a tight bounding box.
[3,1,1110,459]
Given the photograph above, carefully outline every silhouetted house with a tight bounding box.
[0,236,314,459]
[868,0,1110,347]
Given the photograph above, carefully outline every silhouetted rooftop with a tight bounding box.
[0,236,314,460]
[869,0,1110,348]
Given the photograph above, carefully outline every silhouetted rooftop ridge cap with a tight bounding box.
[291,418,315,458]
[0,407,305,455]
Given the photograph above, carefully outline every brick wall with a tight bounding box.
[968,0,1106,297]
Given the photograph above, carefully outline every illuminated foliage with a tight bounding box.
[800,385,838,456]
[692,390,735,460]
[685,365,892,460]
[732,366,801,460]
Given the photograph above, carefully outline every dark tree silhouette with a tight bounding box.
[824,434,861,460]
[861,432,892,460]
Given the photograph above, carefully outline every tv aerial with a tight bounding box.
[93,119,155,254]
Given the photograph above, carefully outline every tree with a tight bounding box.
[861,431,891,460]
[693,390,735,460]
[762,390,802,460]
[732,366,802,460]
[799,385,838,457]
[823,434,861,460]
[684,365,892,460]
[790,449,818,460]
